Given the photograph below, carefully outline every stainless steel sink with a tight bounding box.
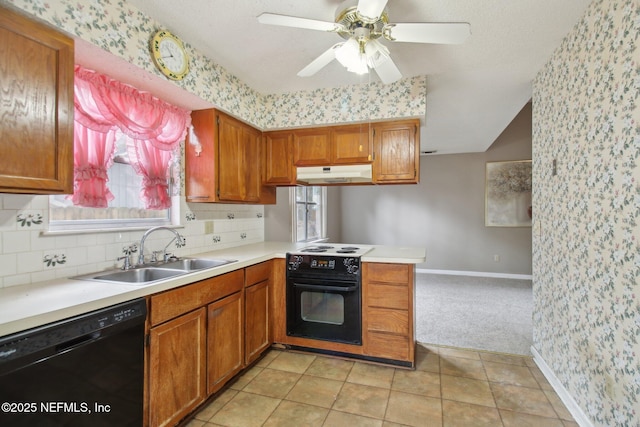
[155,258,236,272]
[76,267,186,284]
[71,258,237,285]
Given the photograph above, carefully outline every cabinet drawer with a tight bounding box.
[367,283,408,309]
[245,261,271,287]
[367,263,410,284]
[366,332,411,361]
[367,308,408,335]
[150,269,244,326]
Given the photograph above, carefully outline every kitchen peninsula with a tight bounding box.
[0,241,424,427]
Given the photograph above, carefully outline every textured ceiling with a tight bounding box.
[123,0,592,154]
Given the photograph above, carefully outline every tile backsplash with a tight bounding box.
[0,193,264,288]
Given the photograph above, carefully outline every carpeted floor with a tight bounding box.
[415,273,533,356]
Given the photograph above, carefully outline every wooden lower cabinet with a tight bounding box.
[207,291,244,395]
[362,262,415,366]
[148,308,207,427]
[147,264,274,426]
[245,280,270,364]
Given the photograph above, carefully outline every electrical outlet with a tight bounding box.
[204,221,214,234]
[494,254,500,262]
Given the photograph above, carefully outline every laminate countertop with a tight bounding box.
[0,241,425,337]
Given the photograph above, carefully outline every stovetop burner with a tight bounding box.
[295,244,371,256]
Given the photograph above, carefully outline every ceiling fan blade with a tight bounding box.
[356,0,389,21]
[258,13,342,32]
[298,44,341,77]
[373,56,402,84]
[385,22,471,44]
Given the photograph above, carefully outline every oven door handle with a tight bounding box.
[292,282,358,292]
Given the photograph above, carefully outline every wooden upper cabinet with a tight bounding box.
[293,128,332,166]
[292,125,373,167]
[0,6,74,194]
[372,120,420,184]
[263,131,295,185]
[186,109,217,202]
[186,109,275,204]
[332,124,372,164]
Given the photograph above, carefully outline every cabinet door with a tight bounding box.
[186,109,217,202]
[0,6,73,194]
[245,280,270,364]
[207,291,244,394]
[149,308,207,427]
[372,121,420,183]
[243,125,263,202]
[332,124,372,164]
[263,131,295,185]
[293,128,332,166]
[217,113,246,202]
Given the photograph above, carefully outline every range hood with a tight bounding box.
[296,164,373,184]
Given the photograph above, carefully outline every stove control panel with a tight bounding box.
[287,254,361,276]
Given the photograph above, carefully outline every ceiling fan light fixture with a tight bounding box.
[364,38,390,67]
[335,38,368,75]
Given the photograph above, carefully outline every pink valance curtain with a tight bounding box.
[73,65,191,209]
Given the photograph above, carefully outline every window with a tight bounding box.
[49,132,178,232]
[293,186,327,242]
[48,65,189,232]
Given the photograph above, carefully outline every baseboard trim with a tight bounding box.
[416,268,532,280]
[531,346,593,427]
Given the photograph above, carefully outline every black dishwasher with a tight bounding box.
[0,298,146,427]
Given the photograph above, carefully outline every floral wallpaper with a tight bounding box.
[532,0,640,426]
[1,0,425,129]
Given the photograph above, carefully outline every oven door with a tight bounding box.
[286,277,361,345]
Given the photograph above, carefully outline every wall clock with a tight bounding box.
[150,29,189,80]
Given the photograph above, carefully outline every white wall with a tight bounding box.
[340,103,533,275]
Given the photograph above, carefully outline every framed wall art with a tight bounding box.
[485,160,532,227]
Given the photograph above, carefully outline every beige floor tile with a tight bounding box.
[562,421,580,427]
[382,422,410,427]
[210,391,280,427]
[415,351,441,373]
[543,389,574,420]
[286,375,344,408]
[242,367,300,399]
[479,352,530,366]
[483,361,540,388]
[263,400,329,427]
[442,400,502,427]
[255,349,281,367]
[416,343,440,354]
[385,390,442,427]
[194,388,238,421]
[491,383,557,418]
[185,419,207,427]
[438,347,481,361]
[440,356,488,380]
[333,382,390,419]
[392,368,441,398]
[305,355,354,381]
[500,409,565,427]
[529,366,554,391]
[267,351,316,374]
[228,365,263,390]
[347,361,396,388]
[441,374,496,407]
[324,410,384,427]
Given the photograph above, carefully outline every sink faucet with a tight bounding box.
[137,226,186,265]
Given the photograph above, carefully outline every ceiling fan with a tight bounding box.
[257,0,470,84]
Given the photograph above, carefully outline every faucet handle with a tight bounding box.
[151,250,163,263]
[117,255,132,270]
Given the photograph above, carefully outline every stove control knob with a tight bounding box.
[288,255,303,270]
[343,258,359,274]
